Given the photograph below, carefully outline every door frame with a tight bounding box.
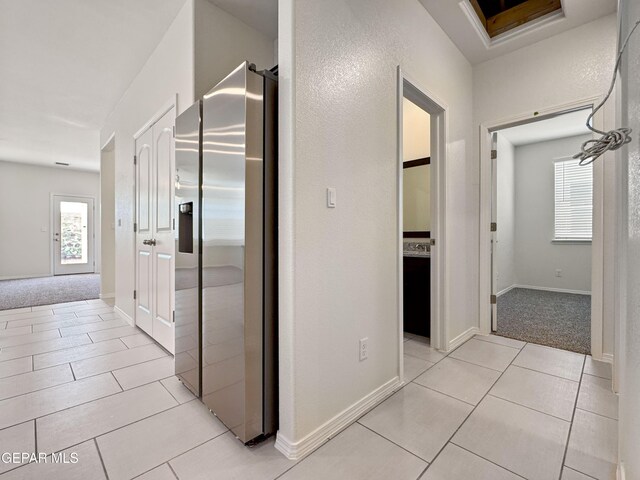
[50,193,96,276]
[397,67,448,382]
[132,95,177,333]
[479,95,606,359]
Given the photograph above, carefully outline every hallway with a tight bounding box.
[0,300,617,479]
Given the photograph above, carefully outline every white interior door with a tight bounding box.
[53,195,95,275]
[135,107,175,354]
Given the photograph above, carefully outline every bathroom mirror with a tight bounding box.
[403,157,430,237]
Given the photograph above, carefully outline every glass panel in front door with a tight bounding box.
[60,201,89,265]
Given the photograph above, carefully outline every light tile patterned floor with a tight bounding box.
[0,302,618,479]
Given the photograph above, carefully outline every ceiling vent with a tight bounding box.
[55,162,70,166]
[470,0,562,38]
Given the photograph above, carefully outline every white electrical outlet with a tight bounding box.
[359,337,368,361]
[555,269,562,277]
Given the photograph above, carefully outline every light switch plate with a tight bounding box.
[327,187,336,208]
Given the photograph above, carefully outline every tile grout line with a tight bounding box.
[507,362,581,382]
[417,341,525,479]
[356,421,431,464]
[94,437,111,480]
[448,441,529,479]
[166,462,180,480]
[33,389,188,457]
[574,406,619,422]
[558,354,586,480]
[485,393,573,423]
[409,381,477,407]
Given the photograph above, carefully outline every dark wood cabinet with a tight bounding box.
[403,256,431,337]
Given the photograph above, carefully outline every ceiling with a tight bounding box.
[0,0,187,171]
[498,108,591,146]
[419,0,617,64]
[207,0,278,39]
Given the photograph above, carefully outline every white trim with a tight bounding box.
[617,463,626,480]
[114,306,134,326]
[511,284,591,296]
[0,274,52,281]
[274,377,401,460]
[447,326,479,352]
[133,96,178,140]
[601,352,614,364]
[99,293,115,299]
[497,284,516,297]
[100,132,116,152]
[479,96,606,361]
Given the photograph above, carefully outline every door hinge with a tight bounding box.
[491,149,497,160]
[172,311,175,323]
[134,222,137,233]
[172,218,175,230]
[490,222,497,232]
[133,155,137,165]
[490,294,497,304]
[133,290,137,300]
[172,125,176,138]
[429,238,436,246]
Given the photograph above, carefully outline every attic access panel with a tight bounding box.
[470,0,563,38]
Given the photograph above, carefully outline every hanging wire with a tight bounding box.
[574,18,640,165]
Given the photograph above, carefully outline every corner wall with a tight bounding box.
[194,0,275,99]
[100,142,116,298]
[278,0,475,456]
[0,161,100,280]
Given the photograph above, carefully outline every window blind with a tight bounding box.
[554,158,593,240]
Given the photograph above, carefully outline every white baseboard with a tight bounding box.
[617,463,625,480]
[275,376,401,460]
[99,293,115,299]
[513,284,591,296]
[497,285,516,297]
[0,273,52,281]
[600,352,614,364]
[114,306,134,326]
[447,326,479,352]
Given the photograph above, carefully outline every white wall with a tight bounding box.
[618,0,640,476]
[194,0,275,99]
[496,134,516,293]
[278,0,475,456]
[99,0,195,320]
[0,161,100,280]
[509,135,593,293]
[474,13,617,356]
[100,141,116,298]
[403,97,431,161]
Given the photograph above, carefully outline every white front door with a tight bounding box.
[53,195,95,275]
[135,107,175,353]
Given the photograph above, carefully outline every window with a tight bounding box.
[554,158,593,241]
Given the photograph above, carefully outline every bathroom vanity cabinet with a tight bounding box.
[403,255,431,337]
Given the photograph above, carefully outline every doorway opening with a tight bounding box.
[398,71,447,381]
[52,195,95,276]
[489,108,597,354]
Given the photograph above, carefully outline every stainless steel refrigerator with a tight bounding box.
[174,62,278,444]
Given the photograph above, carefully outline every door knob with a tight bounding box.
[142,239,157,246]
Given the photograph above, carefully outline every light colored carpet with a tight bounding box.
[496,287,591,354]
[0,274,100,310]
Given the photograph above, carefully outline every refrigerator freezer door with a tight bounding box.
[174,101,202,397]
[201,62,265,443]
